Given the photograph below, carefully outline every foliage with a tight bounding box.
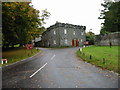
[99,1,120,34]
[38,26,47,35]
[2,2,50,48]
[76,46,119,73]
[86,31,95,45]
[40,9,51,25]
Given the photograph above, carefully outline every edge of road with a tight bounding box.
[2,50,42,71]
[76,52,119,77]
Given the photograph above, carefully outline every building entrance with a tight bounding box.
[72,39,78,46]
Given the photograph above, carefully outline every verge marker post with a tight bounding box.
[80,48,82,52]
[1,59,7,64]
[36,47,38,51]
[79,47,82,53]
[83,53,85,56]
[90,55,92,59]
[103,58,105,64]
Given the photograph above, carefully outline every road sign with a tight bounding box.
[85,41,89,45]
[1,59,7,64]
[25,44,33,50]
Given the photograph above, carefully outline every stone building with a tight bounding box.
[41,22,86,47]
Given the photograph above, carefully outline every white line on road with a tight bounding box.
[29,63,47,78]
[51,54,56,60]
[29,55,55,78]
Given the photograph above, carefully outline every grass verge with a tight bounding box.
[76,46,119,73]
[1,47,40,66]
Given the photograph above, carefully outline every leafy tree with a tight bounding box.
[40,9,51,25]
[86,31,95,45]
[2,2,50,48]
[99,1,120,34]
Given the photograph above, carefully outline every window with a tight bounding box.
[64,29,67,34]
[53,40,56,44]
[81,39,83,42]
[81,31,83,35]
[73,30,75,35]
[54,30,56,35]
[65,39,67,44]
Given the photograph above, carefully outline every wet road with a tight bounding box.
[2,47,118,88]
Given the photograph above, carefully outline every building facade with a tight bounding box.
[41,22,86,47]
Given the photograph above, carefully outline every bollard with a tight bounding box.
[36,47,38,51]
[90,55,92,59]
[1,59,7,64]
[83,53,85,56]
[103,58,105,64]
[79,48,82,54]
[80,48,82,52]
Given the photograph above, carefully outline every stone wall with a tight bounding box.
[95,32,120,46]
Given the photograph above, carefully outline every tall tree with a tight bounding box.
[2,2,50,48]
[99,1,120,34]
[86,31,95,45]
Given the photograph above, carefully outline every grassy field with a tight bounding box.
[1,47,40,66]
[76,46,119,73]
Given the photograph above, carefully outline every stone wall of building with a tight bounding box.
[40,22,86,47]
[95,32,120,46]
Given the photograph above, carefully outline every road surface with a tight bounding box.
[2,47,118,88]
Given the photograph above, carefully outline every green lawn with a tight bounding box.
[1,47,40,66]
[76,46,119,73]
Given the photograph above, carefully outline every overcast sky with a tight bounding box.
[31,0,104,35]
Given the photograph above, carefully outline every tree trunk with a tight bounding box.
[19,43,23,47]
[5,43,10,49]
[11,44,14,48]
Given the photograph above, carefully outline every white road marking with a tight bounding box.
[51,54,56,60]
[29,55,55,78]
[29,63,47,78]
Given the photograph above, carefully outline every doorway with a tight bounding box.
[72,39,78,47]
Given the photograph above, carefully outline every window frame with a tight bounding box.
[64,29,67,34]
[54,30,56,35]
[73,30,75,35]
[81,39,83,42]
[53,40,56,44]
[81,31,83,35]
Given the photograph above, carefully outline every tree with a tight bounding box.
[99,1,120,34]
[2,2,50,48]
[40,9,51,25]
[86,31,95,45]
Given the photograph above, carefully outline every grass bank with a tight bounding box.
[76,46,119,73]
[2,47,40,66]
